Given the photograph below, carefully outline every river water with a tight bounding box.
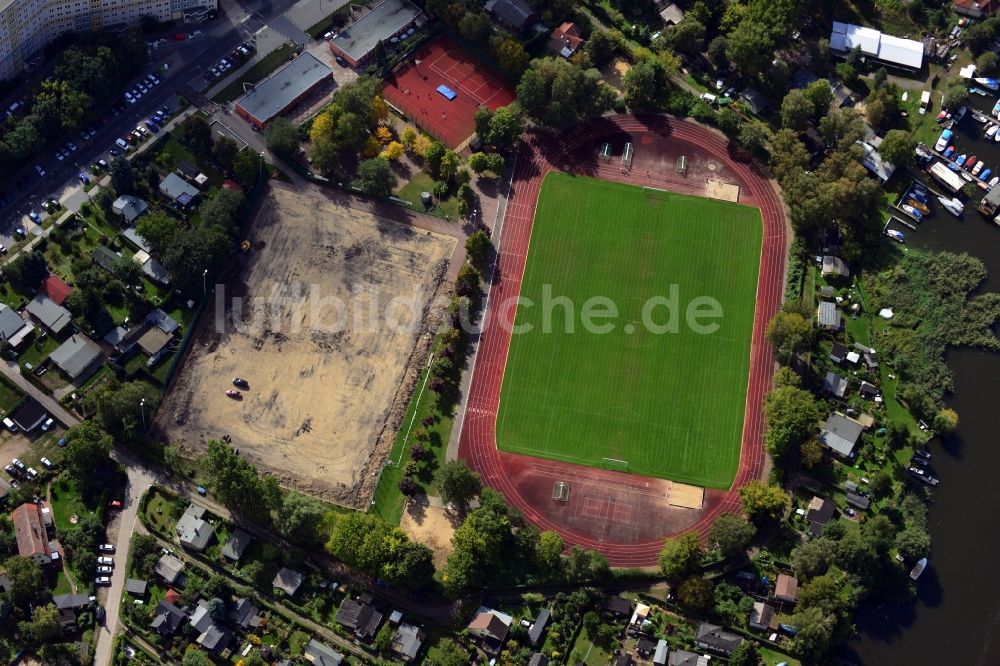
[846,105,1000,665]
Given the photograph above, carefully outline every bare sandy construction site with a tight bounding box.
[158,187,457,507]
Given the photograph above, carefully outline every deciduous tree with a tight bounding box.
[437,459,481,511]
[707,513,755,558]
[739,481,789,524]
[658,532,703,580]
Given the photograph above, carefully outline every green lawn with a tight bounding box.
[395,172,463,220]
[211,44,298,103]
[0,375,25,415]
[569,625,612,666]
[49,476,93,533]
[496,174,762,488]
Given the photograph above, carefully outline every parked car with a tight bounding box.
[97,556,114,565]
[65,141,77,152]
[109,147,122,157]
[11,458,24,471]
[4,464,16,476]
[98,543,115,553]
[109,500,122,509]
[96,566,112,574]
[40,457,53,468]
[41,417,55,430]
[95,576,112,586]
[145,119,159,132]
[34,164,45,176]
[25,468,37,480]
[28,211,41,222]
[55,150,66,161]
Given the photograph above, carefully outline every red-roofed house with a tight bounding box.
[548,22,584,58]
[39,274,72,306]
[12,503,51,565]
[954,0,998,18]
[163,588,181,604]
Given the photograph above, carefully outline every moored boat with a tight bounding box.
[906,198,929,213]
[939,196,964,216]
[993,99,1000,116]
[990,176,999,187]
[966,154,978,168]
[944,146,955,157]
[910,187,928,203]
[910,557,928,581]
[976,77,999,90]
[973,160,985,176]
[970,87,989,96]
[887,229,905,242]
[901,204,923,221]
[957,153,967,166]
[987,124,998,138]
[982,168,992,181]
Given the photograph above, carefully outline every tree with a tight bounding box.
[726,19,773,76]
[658,532,703,580]
[764,385,823,457]
[766,309,814,361]
[942,80,969,111]
[178,115,213,154]
[232,149,262,188]
[275,493,327,546]
[739,481,789,524]
[85,378,159,441]
[207,597,227,621]
[19,603,62,642]
[455,263,482,297]
[535,530,565,575]
[458,11,492,43]
[895,526,931,561]
[728,640,760,666]
[792,537,837,580]
[3,556,44,605]
[5,250,48,289]
[136,212,181,253]
[486,103,524,148]
[400,127,417,152]
[624,57,671,110]
[110,156,134,194]
[678,575,714,610]
[433,638,471,666]
[800,438,824,468]
[354,157,396,197]
[465,230,491,270]
[62,421,113,495]
[213,136,239,171]
[876,129,915,166]
[424,140,447,177]
[265,117,299,157]
[469,152,490,174]
[200,439,281,522]
[437,459,481,511]
[669,19,706,56]
[737,120,769,157]
[790,606,836,660]
[517,58,615,127]
[933,407,959,434]
[374,622,395,654]
[869,470,893,498]
[978,50,1000,76]
[780,89,814,132]
[707,513,755,558]
[493,38,529,75]
[803,79,834,117]
[486,153,505,176]
[586,30,622,67]
[380,141,405,161]
[112,254,143,288]
[182,647,213,666]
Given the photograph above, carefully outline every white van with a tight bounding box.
[2,417,16,432]
[699,92,718,105]
[919,90,931,115]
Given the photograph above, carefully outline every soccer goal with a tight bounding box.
[621,142,634,168]
[677,155,688,176]
[602,457,630,472]
[552,481,570,502]
[599,142,612,162]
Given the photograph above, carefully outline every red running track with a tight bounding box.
[458,115,788,566]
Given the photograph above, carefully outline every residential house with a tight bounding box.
[822,255,850,279]
[653,640,669,665]
[336,598,383,642]
[189,601,233,655]
[39,274,71,306]
[273,567,305,596]
[739,88,768,115]
[604,596,632,617]
[49,335,103,381]
[53,593,92,631]
[830,79,855,107]
[858,140,896,182]
[659,2,685,25]
[0,303,34,349]
[859,380,880,400]
[806,496,837,537]
[954,0,998,18]
[391,623,425,662]
[137,326,173,362]
[154,553,186,585]
[548,22,583,58]
[125,579,148,597]
[484,0,537,31]
[668,651,701,666]
[774,573,799,603]
[845,350,861,365]
[830,22,923,71]
[615,654,634,666]
[468,610,511,654]
[150,600,186,636]
[528,608,550,645]
[830,342,848,363]
[637,637,657,657]
[846,492,872,510]
[817,301,843,331]
[12,502,51,565]
[823,371,848,399]
[159,172,200,207]
[527,654,548,666]
[132,250,171,286]
[122,227,152,253]
[748,602,775,630]
[695,623,744,656]
[147,308,180,334]
[229,597,260,630]
[304,639,343,666]
[10,398,47,432]
[112,195,149,224]
[819,285,835,299]
[222,528,252,561]
[175,504,213,551]
[92,246,120,273]
[24,294,72,335]
[819,412,864,459]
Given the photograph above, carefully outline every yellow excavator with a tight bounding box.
[240,240,251,253]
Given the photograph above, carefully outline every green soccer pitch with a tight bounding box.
[495,174,762,488]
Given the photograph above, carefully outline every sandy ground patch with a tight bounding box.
[399,498,459,568]
[157,188,456,507]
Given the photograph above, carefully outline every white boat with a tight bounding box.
[990,176,999,187]
[886,229,905,242]
[910,557,928,581]
[939,196,964,216]
[973,110,990,123]
[973,160,986,176]
[986,124,998,138]
[993,99,1000,117]
[901,204,923,221]
[976,77,999,91]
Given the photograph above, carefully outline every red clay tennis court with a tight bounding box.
[383,37,515,148]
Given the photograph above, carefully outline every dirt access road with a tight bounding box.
[158,187,457,507]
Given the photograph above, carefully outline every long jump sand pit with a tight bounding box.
[158,188,457,507]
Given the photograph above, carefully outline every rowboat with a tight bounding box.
[906,198,929,213]
[966,154,978,168]
[910,558,928,581]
